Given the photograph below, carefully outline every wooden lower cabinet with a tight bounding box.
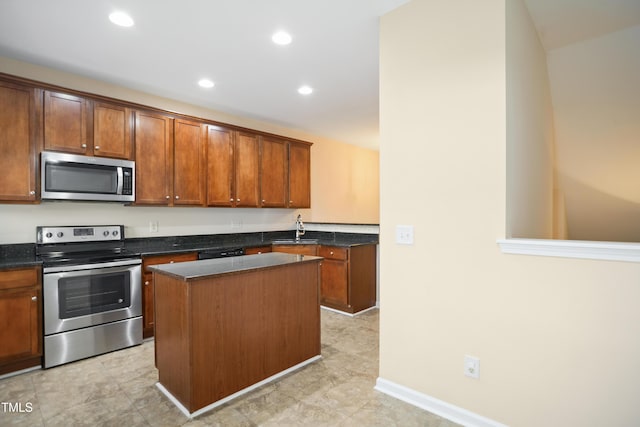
[319,245,376,314]
[141,252,197,338]
[0,266,42,375]
[272,243,377,314]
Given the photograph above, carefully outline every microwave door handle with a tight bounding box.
[116,167,124,195]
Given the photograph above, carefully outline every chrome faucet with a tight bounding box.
[295,214,305,242]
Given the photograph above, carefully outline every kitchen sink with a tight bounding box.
[271,239,319,245]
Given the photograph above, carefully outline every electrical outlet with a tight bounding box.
[395,225,414,245]
[149,221,159,233]
[464,355,480,379]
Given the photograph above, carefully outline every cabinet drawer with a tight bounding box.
[272,244,318,256]
[319,246,348,261]
[244,246,272,255]
[142,252,198,272]
[0,267,39,291]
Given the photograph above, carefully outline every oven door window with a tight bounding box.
[58,271,131,318]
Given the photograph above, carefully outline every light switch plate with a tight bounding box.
[395,225,414,245]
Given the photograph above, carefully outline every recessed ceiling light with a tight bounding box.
[298,85,313,95]
[272,31,292,45]
[198,79,215,89]
[109,11,134,27]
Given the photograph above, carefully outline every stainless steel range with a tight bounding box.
[36,225,142,368]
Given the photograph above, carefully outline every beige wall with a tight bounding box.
[0,56,379,243]
[379,1,640,426]
[548,24,640,241]
[505,0,556,239]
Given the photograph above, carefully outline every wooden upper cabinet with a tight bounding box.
[174,119,206,206]
[260,136,287,208]
[234,131,260,207]
[135,111,173,205]
[0,81,39,202]
[288,142,311,208]
[206,125,235,207]
[93,102,132,159]
[44,90,88,155]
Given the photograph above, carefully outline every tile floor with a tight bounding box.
[0,308,460,426]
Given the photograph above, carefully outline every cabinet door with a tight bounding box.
[260,136,287,207]
[135,111,173,205]
[234,131,260,207]
[0,287,41,362]
[44,90,88,154]
[321,259,349,307]
[206,125,235,207]
[288,142,311,208]
[93,102,132,159]
[0,81,38,202]
[0,267,42,369]
[174,119,206,206]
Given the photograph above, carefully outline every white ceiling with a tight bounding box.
[0,0,638,151]
[0,0,409,149]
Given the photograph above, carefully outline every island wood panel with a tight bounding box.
[153,275,191,404]
[154,260,321,413]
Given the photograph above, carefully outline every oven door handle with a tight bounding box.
[43,258,141,274]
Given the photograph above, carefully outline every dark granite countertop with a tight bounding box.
[0,230,378,269]
[149,252,323,281]
[125,230,378,257]
[0,244,39,269]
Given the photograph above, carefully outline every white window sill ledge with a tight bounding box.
[497,238,640,262]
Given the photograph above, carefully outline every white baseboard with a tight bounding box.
[321,305,378,317]
[375,377,508,427]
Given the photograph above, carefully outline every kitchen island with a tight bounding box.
[149,252,323,418]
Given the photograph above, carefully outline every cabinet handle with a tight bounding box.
[29,190,35,195]
[31,296,37,301]
[175,195,180,200]
[166,195,170,199]
[230,198,234,202]
[236,199,240,202]
[330,251,334,255]
[145,281,149,285]
[289,200,293,204]
[169,261,175,263]
[95,146,100,150]
[262,199,266,204]
[81,143,87,148]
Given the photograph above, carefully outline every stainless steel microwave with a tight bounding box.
[41,151,135,202]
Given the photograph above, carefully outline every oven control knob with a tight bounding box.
[103,231,110,237]
[46,232,53,238]
[112,230,119,236]
[57,232,64,238]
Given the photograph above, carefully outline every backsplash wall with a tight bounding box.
[0,203,307,244]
